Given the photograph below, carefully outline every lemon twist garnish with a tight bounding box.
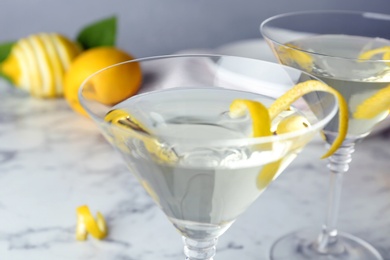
[353,84,390,119]
[229,99,272,137]
[257,159,284,190]
[104,109,178,163]
[76,205,107,241]
[275,115,310,135]
[228,81,348,189]
[104,109,149,134]
[278,43,313,71]
[358,46,390,62]
[268,80,348,159]
[355,46,390,119]
[384,51,390,61]
[229,99,278,189]
[141,180,160,203]
[229,100,313,189]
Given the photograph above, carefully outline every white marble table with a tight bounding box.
[0,82,390,260]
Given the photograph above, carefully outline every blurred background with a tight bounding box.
[0,0,389,58]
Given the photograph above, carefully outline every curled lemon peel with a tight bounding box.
[275,115,310,135]
[358,46,390,60]
[268,80,348,159]
[229,81,347,190]
[278,43,313,71]
[256,159,283,190]
[351,46,390,120]
[104,109,178,163]
[384,51,390,61]
[76,205,107,241]
[353,84,390,119]
[229,99,272,137]
[229,99,277,190]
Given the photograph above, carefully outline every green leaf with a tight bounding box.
[0,41,15,63]
[76,16,117,50]
[0,41,15,84]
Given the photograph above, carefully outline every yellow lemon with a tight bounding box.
[63,47,142,116]
[0,33,81,98]
[76,205,107,241]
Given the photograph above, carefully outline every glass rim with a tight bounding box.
[260,10,390,62]
[78,54,338,145]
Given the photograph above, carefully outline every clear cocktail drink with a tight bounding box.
[261,10,389,260]
[79,55,340,260]
[106,88,314,240]
[282,34,390,137]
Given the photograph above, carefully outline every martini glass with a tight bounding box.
[261,10,390,260]
[78,54,339,260]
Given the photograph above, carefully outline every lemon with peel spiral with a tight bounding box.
[0,33,81,98]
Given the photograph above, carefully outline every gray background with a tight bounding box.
[0,0,389,58]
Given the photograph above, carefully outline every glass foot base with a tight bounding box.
[270,228,383,260]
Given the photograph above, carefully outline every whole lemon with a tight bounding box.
[63,47,142,116]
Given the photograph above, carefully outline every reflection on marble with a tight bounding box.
[0,82,390,260]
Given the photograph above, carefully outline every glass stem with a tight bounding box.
[315,140,355,254]
[183,237,218,260]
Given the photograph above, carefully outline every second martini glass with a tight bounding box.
[261,10,390,260]
[78,54,339,260]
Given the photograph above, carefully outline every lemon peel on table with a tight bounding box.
[0,33,81,98]
[104,109,178,163]
[76,205,107,241]
[268,80,348,159]
[353,84,390,119]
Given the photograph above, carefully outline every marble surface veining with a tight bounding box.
[0,82,390,260]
